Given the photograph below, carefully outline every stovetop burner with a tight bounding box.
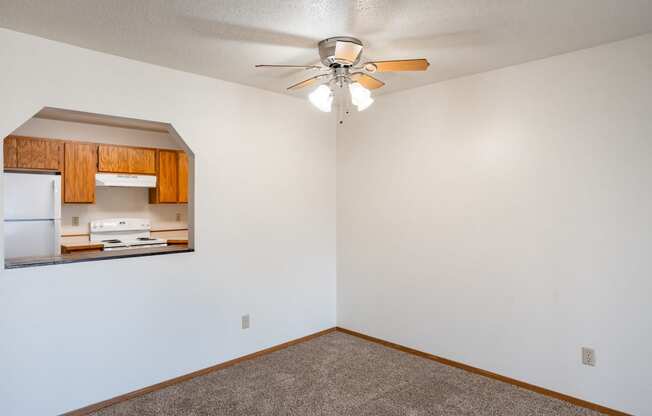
[90,218,168,251]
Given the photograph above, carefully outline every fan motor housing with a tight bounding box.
[318,36,363,67]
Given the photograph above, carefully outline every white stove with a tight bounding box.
[90,218,167,251]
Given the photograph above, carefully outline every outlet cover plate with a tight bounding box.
[582,347,596,366]
[242,314,250,330]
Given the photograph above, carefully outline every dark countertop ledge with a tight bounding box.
[5,245,194,269]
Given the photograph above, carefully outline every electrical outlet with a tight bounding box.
[72,216,80,226]
[582,347,596,367]
[176,212,181,222]
[241,314,250,330]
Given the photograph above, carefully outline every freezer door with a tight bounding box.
[4,172,61,220]
[4,219,61,259]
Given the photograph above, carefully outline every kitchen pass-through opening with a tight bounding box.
[2,107,195,269]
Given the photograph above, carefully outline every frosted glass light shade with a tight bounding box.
[349,82,374,111]
[309,85,333,112]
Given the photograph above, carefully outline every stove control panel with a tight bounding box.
[90,218,151,233]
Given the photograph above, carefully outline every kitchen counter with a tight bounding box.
[61,242,104,254]
[5,245,192,269]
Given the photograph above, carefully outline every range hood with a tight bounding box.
[95,173,156,188]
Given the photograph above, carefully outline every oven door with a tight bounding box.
[102,244,129,251]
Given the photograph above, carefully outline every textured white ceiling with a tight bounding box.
[1,0,651,97]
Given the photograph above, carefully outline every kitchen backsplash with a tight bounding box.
[62,187,188,235]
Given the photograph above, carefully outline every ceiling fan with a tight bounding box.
[255,36,429,123]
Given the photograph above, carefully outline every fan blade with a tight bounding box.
[256,64,322,69]
[365,59,430,72]
[287,74,329,91]
[350,73,385,90]
[334,41,363,65]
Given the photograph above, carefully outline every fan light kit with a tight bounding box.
[256,36,430,124]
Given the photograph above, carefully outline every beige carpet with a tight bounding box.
[91,331,603,415]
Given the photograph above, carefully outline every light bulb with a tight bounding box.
[309,85,333,112]
[349,82,374,111]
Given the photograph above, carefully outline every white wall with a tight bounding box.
[0,29,336,416]
[337,34,652,415]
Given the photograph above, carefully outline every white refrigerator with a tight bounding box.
[4,172,62,259]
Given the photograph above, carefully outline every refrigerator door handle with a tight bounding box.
[53,219,62,256]
[52,177,61,219]
[52,178,62,256]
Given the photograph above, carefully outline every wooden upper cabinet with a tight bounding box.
[98,145,129,173]
[128,147,156,174]
[3,136,18,168]
[64,142,97,203]
[18,137,63,170]
[3,136,63,171]
[98,145,155,174]
[178,152,188,203]
[149,150,189,204]
[158,150,179,203]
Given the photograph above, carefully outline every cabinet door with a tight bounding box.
[98,145,129,173]
[128,147,156,174]
[178,152,188,203]
[16,137,62,170]
[157,150,179,203]
[98,145,156,174]
[64,142,97,203]
[3,136,17,168]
